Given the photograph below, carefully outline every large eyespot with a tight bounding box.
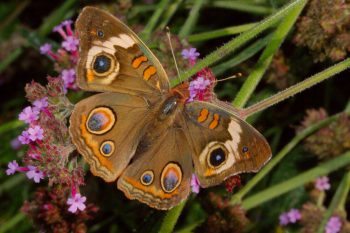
[100,141,115,157]
[92,53,115,76]
[161,163,182,193]
[140,170,154,186]
[86,107,116,134]
[208,146,228,168]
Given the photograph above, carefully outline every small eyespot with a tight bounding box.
[140,171,154,186]
[208,147,227,168]
[161,163,182,193]
[242,146,248,153]
[100,141,115,157]
[86,107,116,134]
[91,53,116,76]
[97,30,104,38]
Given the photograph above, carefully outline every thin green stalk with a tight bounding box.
[242,151,350,210]
[0,212,26,233]
[231,109,350,204]
[211,1,275,15]
[158,201,186,233]
[242,58,350,117]
[316,171,350,233]
[140,0,171,41]
[159,0,184,29]
[174,220,205,233]
[172,0,308,86]
[212,34,271,76]
[38,0,77,36]
[232,1,306,108]
[178,0,206,38]
[0,120,23,135]
[0,0,30,32]
[0,47,22,73]
[0,175,26,196]
[188,23,258,42]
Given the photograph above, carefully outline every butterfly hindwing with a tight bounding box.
[69,92,154,182]
[184,101,272,187]
[117,127,193,210]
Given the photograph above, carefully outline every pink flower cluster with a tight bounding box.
[326,216,342,233]
[181,48,216,102]
[279,208,302,225]
[40,20,78,92]
[315,176,331,191]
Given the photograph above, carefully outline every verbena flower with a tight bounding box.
[279,212,290,226]
[33,97,48,111]
[39,43,52,54]
[26,165,45,183]
[181,48,200,61]
[18,130,31,144]
[27,125,44,142]
[294,0,350,62]
[61,68,76,91]
[325,216,342,233]
[279,208,301,225]
[6,160,19,175]
[67,193,87,213]
[191,174,200,193]
[224,175,241,193]
[62,36,79,52]
[18,106,39,124]
[315,176,331,191]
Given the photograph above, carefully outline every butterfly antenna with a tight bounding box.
[215,73,243,83]
[166,27,181,81]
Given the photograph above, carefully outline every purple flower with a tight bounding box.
[27,125,44,141]
[6,160,19,175]
[190,174,200,193]
[18,106,39,124]
[26,165,44,183]
[279,212,290,226]
[67,193,87,213]
[62,36,79,52]
[61,68,76,88]
[18,130,31,144]
[188,76,211,101]
[326,216,342,233]
[40,43,52,55]
[287,208,301,223]
[181,48,200,61]
[33,97,48,111]
[10,138,21,150]
[279,208,301,225]
[315,176,331,191]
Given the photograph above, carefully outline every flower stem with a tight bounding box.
[230,109,350,205]
[172,0,307,86]
[159,0,184,29]
[232,1,306,108]
[210,1,275,15]
[158,201,186,233]
[316,171,350,233]
[188,23,258,42]
[140,0,171,41]
[242,151,350,210]
[178,0,206,38]
[242,58,350,117]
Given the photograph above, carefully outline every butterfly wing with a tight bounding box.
[69,92,154,182]
[117,127,193,210]
[76,6,169,99]
[183,101,271,188]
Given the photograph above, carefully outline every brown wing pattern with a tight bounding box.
[69,92,153,182]
[183,101,271,188]
[76,7,169,100]
[117,126,193,210]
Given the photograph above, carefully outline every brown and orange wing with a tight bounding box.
[76,6,169,100]
[69,92,154,182]
[183,101,272,188]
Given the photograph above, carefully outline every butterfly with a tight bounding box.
[69,6,272,210]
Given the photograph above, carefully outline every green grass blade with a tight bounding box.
[178,0,206,38]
